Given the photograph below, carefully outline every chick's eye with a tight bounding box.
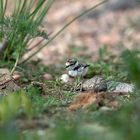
[68,59,72,61]
[71,61,75,64]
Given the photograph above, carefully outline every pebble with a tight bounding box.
[60,74,74,83]
[43,73,53,80]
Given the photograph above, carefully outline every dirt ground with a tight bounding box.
[34,0,140,65]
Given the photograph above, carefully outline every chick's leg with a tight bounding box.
[76,76,83,92]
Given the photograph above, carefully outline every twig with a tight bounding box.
[26,32,52,52]
[0,40,9,53]
[27,38,44,52]
[10,54,20,75]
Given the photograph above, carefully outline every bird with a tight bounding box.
[65,59,90,91]
[65,59,90,78]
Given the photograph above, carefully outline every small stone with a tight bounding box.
[99,106,112,111]
[108,100,119,108]
[82,76,107,92]
[12,74,21,80]
[43,73,53,80]
[0,68,10,74]
[0,70,20,96]
[107,81,134,93]
[60,74,74,83]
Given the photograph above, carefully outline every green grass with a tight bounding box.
[0,0,53,61]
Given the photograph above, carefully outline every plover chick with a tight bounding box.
[65,59,89,78]
[65,59,90,91]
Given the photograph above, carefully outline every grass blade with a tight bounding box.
[28,0,46,18]
[35,0,55,25]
